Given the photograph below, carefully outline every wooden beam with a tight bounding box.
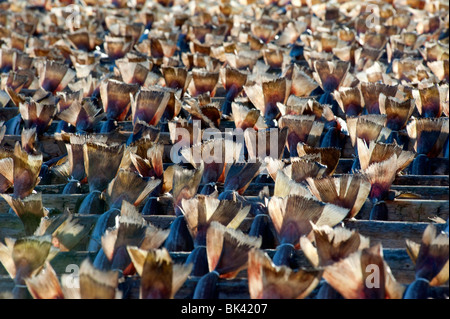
[392,175,449,186]
[0,193,447,222]
[226,183,449,199]
[358,199,449,221]
[0,194,83,214]
[342,220,446,248]
[31,182,448,200]
[130,196,450,222]
[1,213,446,250]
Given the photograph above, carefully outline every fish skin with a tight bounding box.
[62,180,82,194]
[87,209,120,252]
[272,244,296,268]
[99,119,118,133]
[164,215,194,252]
[93,248,112,271]
[248,214,277,249]
[199,183,216,195]
[185,246,209,277]
[5,114,22,136]
[55,120,76,134]
[320,127,344,149]
[141,197,160,215]
[193,271,219,299]
[411,154,429,175]
[369,201,389,221]
[77,191,106,215]
[316,281,344,299]
[110,246,132,272]
[403,279,430,299]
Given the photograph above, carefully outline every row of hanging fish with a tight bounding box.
[0,0,448,299]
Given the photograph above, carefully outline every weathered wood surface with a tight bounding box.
[0,192,448,222]
[0,193,448,222]
[391,175,449,186]
[0,193,81,214]
[31,182,449,200]
[387,185,449,200]
[342,220,447,248]
[124,196,450,222]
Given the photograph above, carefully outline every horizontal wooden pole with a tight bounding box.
[134,196,450,223]
[276,174,449,187]
[388,185,449,200]
[1,212,446,250]
[211,183,449,199]
[391,175,449,186]
[342,220,447,248]
[357,199,449,222]
[17,174,450,192]
[0,192,448,222]
[31,181,448,200]
[0,194,81,215]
